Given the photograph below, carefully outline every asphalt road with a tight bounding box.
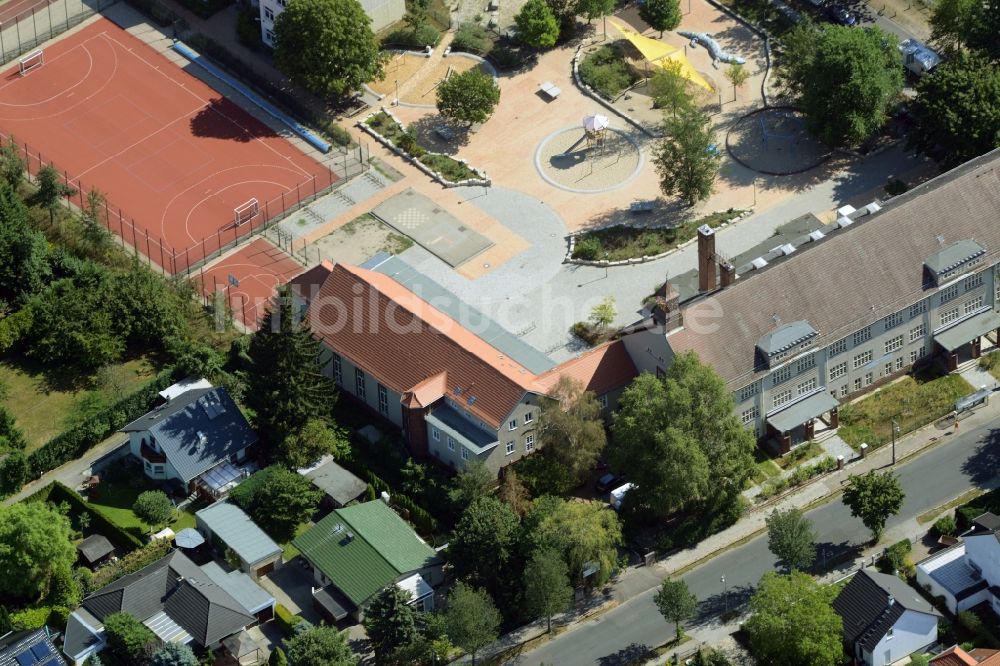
[516,420,1000,666]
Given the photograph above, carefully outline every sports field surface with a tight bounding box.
[198,238,303,329]
[0,18,336,273]
[0,0,51,24]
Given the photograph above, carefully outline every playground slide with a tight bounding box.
[678,31,746,65]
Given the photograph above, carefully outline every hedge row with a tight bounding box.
[47,481,145,551]
[360,469,438,535]
[275,603,302,636]
[26,368,176,479]
[957,487,1000,531]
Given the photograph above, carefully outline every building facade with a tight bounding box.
[623,151,1000,453]
[259,0,404,47]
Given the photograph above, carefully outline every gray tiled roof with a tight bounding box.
[833,569,939,652]
[195,501,281,567]
[0,629,66,666]
[62,609,102,661]
[76,534,114,564]
[305,458,367,507]
[666,150,1000,389]
[199,562,275,615]
[121,387,257,483]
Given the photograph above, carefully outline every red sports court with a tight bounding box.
[198,238,304,330]
[0,18,336,273]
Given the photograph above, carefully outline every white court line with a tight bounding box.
[166,173,293,245]
[99,30,314,181]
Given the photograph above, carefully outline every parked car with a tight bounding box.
[825,3,857,25]
[597,473,622,493]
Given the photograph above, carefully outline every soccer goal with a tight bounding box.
[19,50,44,76]
[234,198,260,227]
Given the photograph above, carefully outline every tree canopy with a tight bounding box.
[650,61,694,117]
[610,352,755,521]
[132,490,174,527]
[229,465,322,542]
[929,0,1000,59]
[273,0,384,97]
[522,496,622,587]
[149,643,198,666]
[436,68,501,126]
[364,585,419,664]
[842,470,905,543]
[0,180,49,306]
[515,0,560,48]
[535,376,606,487]
[448,496,521,600]
[444,583,501,665]
[654,578,697,640]
[744,571,843,666]
[103,612,156,664]
[523,548,573,632]
[778,24,902,146]
[448,460,493,508]
[0,501,76,601]
[285,626,357,666]
[245,287,338,446]
[765,507,816,572]
[639,0,681,37]
[908,53,1000,168]
[281,418,349,469]
[653,106,721,205]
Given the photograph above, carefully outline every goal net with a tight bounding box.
[19,50,44,76]
[234,198,260,227]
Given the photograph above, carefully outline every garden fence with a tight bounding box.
[0,0,118,65]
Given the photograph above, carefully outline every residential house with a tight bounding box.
[62,550,263,665]
[76,534,115,569]
[290,259,636,478]
[199,562,276,623]
[302,456,367,509]
[258,0,403,47]
[121,386,257,495]
[931,645,1000,665]
[622,150,1000,453]
[0,627,66,666]
[832,569,940,666]
[293,500,444,623]
[917,512,1000,615]
[195,501,283,579]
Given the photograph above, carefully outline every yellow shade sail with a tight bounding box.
[607,17,713,92]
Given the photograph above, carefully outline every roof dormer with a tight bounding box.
[924,239,986,286]
[756,320,818,368]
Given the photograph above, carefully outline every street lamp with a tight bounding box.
[891,419,900,465]
[394,79,399,106]
[721,575,728,614]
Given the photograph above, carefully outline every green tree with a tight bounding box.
[498,468,531,516]
[448,460,493,508]
[28,276,125,371]
[589,296,616,330]
[723,62,749,100]
[536,376,607,487]
[150,643,198,666]
[842,470,905,543]
[654,578,697,640]
[364,585,418,664]
[515,0,560,48]
[436,68,501,126]
[639,0,681,37]
[246,287,338,446]
[444,583,501,666]
[273,0,384,98]
[522,496,622,587]
[285,626,357,666]
[449,496,521,600]
[111,263,185,349]
[611,353,755,520]
[229,465,322,542]
[653,106,721,205]
[0,136,24,187]
[929,0,1000,59]
[765,507,816,572]
[268,647,288,666]
[80,189,112,254]
[0,180,49,304]
[778,24,902,146]
[103,612,156,664]
[692,649,736,666]
[744,571,843,666]
[523,548,573,632]
[0,501,76,601]
[650,60,693,117]
[34,164,77,224]
[908,54,1000,168]
[281,418,349,468]
[0,450,29,496]
[132,490,174,527]
[577,0,614,22]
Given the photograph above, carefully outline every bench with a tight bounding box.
[539,81,561,99]
[435,125,455,142]
[630,200,656,213]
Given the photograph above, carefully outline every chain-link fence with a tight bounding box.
[0,0,117,65]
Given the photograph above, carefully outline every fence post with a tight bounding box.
[312,174,317,197]
[280,192,285,212]
[144,230,151,266]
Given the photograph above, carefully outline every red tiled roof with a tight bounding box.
[973,649,1000,665]
[308,264,536,428]
[288,260,334,301]
[932,646,978,666]
[533,341,637,395]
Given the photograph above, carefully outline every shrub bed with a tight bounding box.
[957,487,1000,530]
[364,111,484,184]
[578,43,641,100]
[383,24,441,48]
[572,209,745,262]
[758,456,837,499]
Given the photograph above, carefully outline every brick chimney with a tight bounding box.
[698,225,717,292]
[720,261,736,287]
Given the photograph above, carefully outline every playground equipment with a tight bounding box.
[678,31,746,65]
[607,18,712,91]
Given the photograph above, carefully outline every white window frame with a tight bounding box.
[797,378,816,395]
[377,383,389,415]
[854,377,862,391]
[909,324,925,342]
[864,372,873,387]
[431,427,440,442]
[508,419,517,431]
[772,390,792,408]
[941,308,960,325]
[355,368,366,400]
[829,338,847,357]
[525,434,534,451]
[853,327,871,346]
[966,273,984,291]
[265,28,275,42]
[741,406,759,425]
[965,296,984,314]
[830,362,847,380]
[772,366,792,385]
[940,284,960,303]
[332,353,342,385]
[524,411,534,424]
[598,394,608,408]
[895,357,904,371]
[505,441,515,455]
[839,384,849,397]
[910,301,927,317]
[853,350,872,369]
[461,447,470,461]
[796,355,815,373]
[263,7,274,20]
[447,436,455,452]
[739,382,759,401]
[885,335,904,354]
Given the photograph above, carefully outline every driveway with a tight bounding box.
[259,558,323,625]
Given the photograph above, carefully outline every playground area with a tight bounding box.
[727,107,831,175]
[536,124,643,193]
[367,51,495,107]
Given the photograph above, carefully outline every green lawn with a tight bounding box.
[281,522,311,561]
[979,350,1000,381]
[838,371,974,449]
[774,441,823,470]
[0,355,161,451]
[88,479,198,540]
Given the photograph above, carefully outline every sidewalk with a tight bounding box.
[458,389,1000,664]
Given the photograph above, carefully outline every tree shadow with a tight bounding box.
[188,99,257,142]
[407,114,473,154]
[579,198,692,232]
[597,643,654,665]
[811,539,864,576]
[693,585,755,624]
[960,429,1000,487]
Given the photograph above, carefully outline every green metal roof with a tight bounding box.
[292,501,441,606]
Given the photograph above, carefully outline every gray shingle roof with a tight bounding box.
[833,569,940,652]
[304,458,367,507]
[195,502,281,566]
[76,534,114,564]
[77,550,254,649]
[665,150,1000,389]
[121,387,257,483]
